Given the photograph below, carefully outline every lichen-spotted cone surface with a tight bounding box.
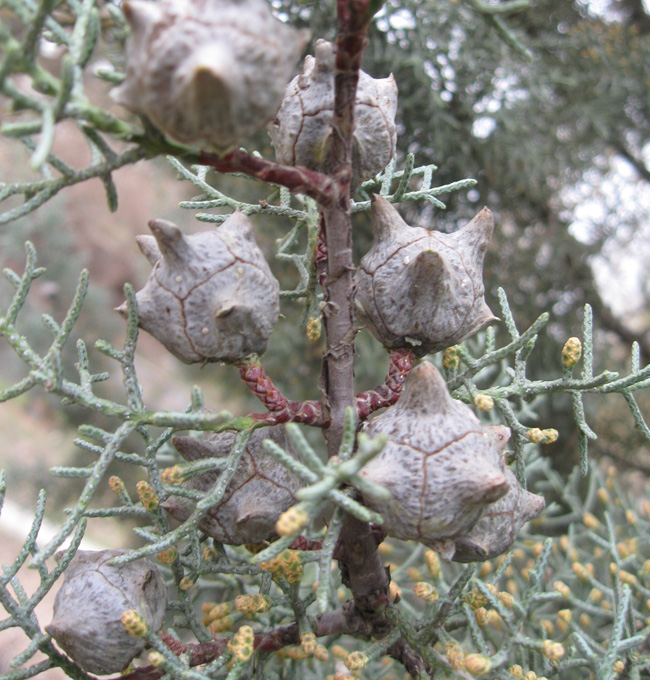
[268,39,398,187]
[163,426,303,545]
[355,196,498,355]
[112,0,309,152]
[451,466,546,562]
[117,212,279,363]
[46,550,167,675]
[359,361,510,559]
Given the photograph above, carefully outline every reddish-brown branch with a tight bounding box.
[198,149,340,207]
[236,359,330,428]
[356,348,416,419]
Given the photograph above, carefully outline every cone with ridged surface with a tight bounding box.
[359,362,510,558]
[355,196,497,355]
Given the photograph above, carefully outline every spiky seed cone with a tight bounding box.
[46,550,166,675]
[162,426,304,545]
[451,467,546,562]
[117,212,279,363]
[113,0,309,152]
[268,39,398,187]
[359,362,510,558]
[355,196,497,355]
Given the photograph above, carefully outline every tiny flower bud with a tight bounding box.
[464,653,492,676]
[156,547,178,564]
[179,576,195,591]
[553,581,570,598]
[583,512,600,529]
[136,480,159,511]
[442,346,460,370]
[424,550,441,579]
[413,582,439,603]
[121,610,148,638]
[306,316,322,342]
[314,645,329,662]
[541,640,565,661]
[473,394,494,412]
[558,609,572,623]
[275,505,309,537]
[508,665,523,679]
[345,651,369,671]
[161,465,184,485]
[148,651,165,667]
[475,607,489,626]
[108,476,125,494]
[301,633,317,655]
[561,337,582,368]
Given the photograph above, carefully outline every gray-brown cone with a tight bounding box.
[113,0,309,152]
[355,196,497,355]
[46,550,166,675]
[268,40,398,187]
[451,467,546,562]
[162,426,303,545]
[359,362,510,558]
[118,212,279,364]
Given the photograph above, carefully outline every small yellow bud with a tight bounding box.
[475,607,489,626]
[610,563,618,576]
[541,640,565,661]
[228,625,255,662]
[464,653,492,676]
[413,582,439,604]
[626,509,637,526]
[136,480,159,511]
[508,665,523,679]
[443,643,465,669]
[527,428,559,445]
[378,541,393,555]
[613,660,625,674]
[209,615,234,634]
[424,550,441,579]
[579,613,591,628]
[597,488,609,504]
[314,645,329,662]
[524,672,537,680]
[442,346,460,370]
[108,475,125,494]
[558,609,572,623]
[540,619,554,636]
[553,581,570,598]
[345,651,369,671]
[572,562,590,582]
[148,651,165,667]
[407,567,423,582]
[473,394,494,412]
[121,609,147,638]
[464,588,487,609]
[561,337,582,368]
[589,587,603,603]
[389,581,402,601]
[478,561,492,578]
[619,570,637,586]
[498,591,515,608]
[331,645,349,660]
[160,465,183,484]
[508,577,520,592]
[179,576,195,591]
[301,633,317,655]
[306,316,322,342]
[275,505,309,537]
[583,512,600,529]
[559,535,569,552]
[156,547,178,564]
